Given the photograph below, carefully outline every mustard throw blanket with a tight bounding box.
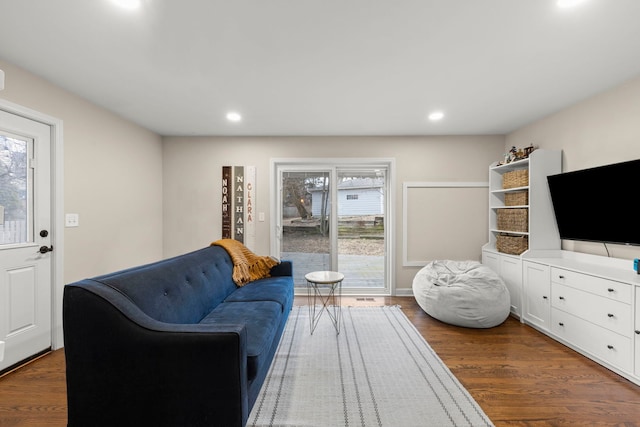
[211,239,279,286]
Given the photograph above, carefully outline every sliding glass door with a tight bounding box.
[272,159,393,295]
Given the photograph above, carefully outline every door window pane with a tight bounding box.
[281,171,331,287]
[0,134,30,245]
[337,170,385,289]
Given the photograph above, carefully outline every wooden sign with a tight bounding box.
[222,166,256,249]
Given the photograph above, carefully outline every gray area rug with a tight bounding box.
[248,305,494,427]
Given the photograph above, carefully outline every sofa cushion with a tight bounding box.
[223,276,294,312]
[94,246,238,324]
[200,300,283,381]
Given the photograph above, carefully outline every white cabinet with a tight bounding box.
[482,250,499,274]
[551,267,633,372]
[482,149,561,320]
[501,255,522,317]
[520,253,640,385]
[482,250,522,317]
[635,289,640,377]
[523,261,551,331]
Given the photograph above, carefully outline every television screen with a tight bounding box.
[547,159,640,246]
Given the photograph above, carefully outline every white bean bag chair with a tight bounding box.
[412,260,510,328]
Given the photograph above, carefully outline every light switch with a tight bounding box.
[259,212,265,222]
[65,213,79,227]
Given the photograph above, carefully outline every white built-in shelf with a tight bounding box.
[490,205,528,209]
[490,158,529,172]
[492,185,529,193]
[490,229,529,236]
[485,149,562,254]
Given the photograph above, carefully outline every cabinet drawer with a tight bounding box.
[552,283,631,337]
[550,268,631,303]
[551,308,632,373]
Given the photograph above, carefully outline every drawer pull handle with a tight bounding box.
[636,330,640,335]
[558,322,564,326]
[559,296,565,300]
[558,275,565,279]
[607,288,615,292]
[607,313,614,318]
[543,296,548,299]
[607,345,614,350]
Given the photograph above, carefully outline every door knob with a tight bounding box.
[38,245,53,254]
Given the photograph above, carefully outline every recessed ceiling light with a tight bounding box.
[557,0,587,8]
[428,111,445,121]
[112,0,142,10]
[226,112,242,123]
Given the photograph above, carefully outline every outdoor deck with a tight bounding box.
[282,251,385,290]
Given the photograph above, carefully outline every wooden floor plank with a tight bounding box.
[388,296,640,427]
[0,296,638,426]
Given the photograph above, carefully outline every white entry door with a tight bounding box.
[0,109,52,372]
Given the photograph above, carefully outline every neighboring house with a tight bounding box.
[308,178,384,217]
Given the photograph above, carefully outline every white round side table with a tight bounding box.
[305,270,344,334]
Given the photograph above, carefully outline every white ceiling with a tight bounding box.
[1,0,640,137]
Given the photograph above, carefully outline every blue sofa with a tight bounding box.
[63,245,294,427]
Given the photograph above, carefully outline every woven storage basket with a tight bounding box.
[497,208,528,232]
[502,169,529,189]
[496,234,529,255]
[504,190,528,206]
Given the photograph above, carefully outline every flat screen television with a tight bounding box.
[546,158,640,246]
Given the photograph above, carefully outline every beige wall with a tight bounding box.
[9,57,636,292]
[507,74,640,260]
[0,60,164,283]
[163,135,505,292]
[2,56,505,296]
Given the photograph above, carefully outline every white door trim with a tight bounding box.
[0,98,64,350]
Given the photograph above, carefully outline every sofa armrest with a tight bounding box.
[269,260,292,277]
[63,282,250,427]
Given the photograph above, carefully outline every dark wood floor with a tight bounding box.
[1,296,639,426]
